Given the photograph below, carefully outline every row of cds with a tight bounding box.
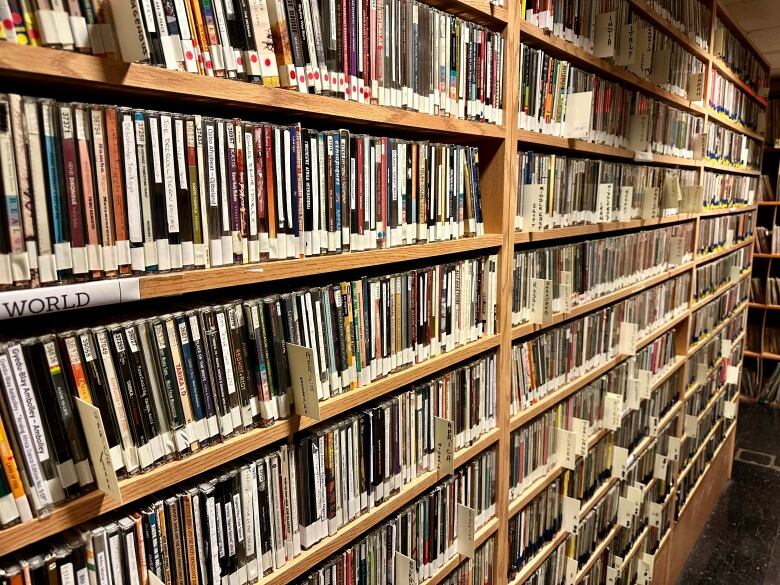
[0,438,497,585]
[0,0,505,123]
[713,19,769,93]
[517,43,704,158]
[0,94,485,289]
[0,256,497,524]
[511,272,691,413]
[646,0,712,50]
[706,120,762,170]
[511,223,693,324]
[693,247,751,302]
[709,68,763,133]
[702,173,757,210]
[690,282,748,347]
[516,152,699,231]
[696,212,754,255]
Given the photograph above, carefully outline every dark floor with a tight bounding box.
[676,403,780,585]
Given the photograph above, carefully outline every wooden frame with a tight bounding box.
[0,0,768,584]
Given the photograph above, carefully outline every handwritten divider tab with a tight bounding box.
[75,398,123,504]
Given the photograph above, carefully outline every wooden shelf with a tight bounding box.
[575,524,620,582]
[690,270,750,313]
[677,418,724,487]
[515,214,697,244]
[754,253,780,259]
[697,205,757,217]
[710,58,769,109]
[517,19,705,116]
[0,44,504,142]
[744,350,780,361]
[512,262,694,341]
[508,529,569,585]
[516,129,701,168]
[133,235,503,299]
[706,108,764,142]
[748,302,780,310]
[757,201,780,206]
[421,0,508,27]
[702,160,762,176]
[0,337,499,557]
[425,517,499,585]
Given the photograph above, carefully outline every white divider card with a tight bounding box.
[626,485,642,503]
[637,369,652,400]
[564,92,593,138]
[0,278,141,319]
[668,236,684,265]
[619,186,634,221]
[604,393,624,431]
[682,185,704,212]
[696,362,708,385]
[634,150,653,162]
[667,436,681,461]
[108,0,151,62]
[612,446,629,479]
[724,400,737,420]
[562,496,581,534]
[684,414,699,438]
[628,114,650,152]
[759,87,771,98]
[456,504,475,559]
[726,365,740,385]
[647,501,662,528]
[74,398,123,504]
[148,571,165,585]
[649,415,659,437]
[616,23,637,66]
[434,417,454,475]
[637,557,653,585]
[626,378,641,411]
[594,11,617,58]
[394,553,418,585]
[730,265,741,284]
[687,73,704,102]
[597,183,614,223]
[557,427,577,470]
[650,47,671,84]
[606,566,619,585]
[560,271,573,313]
[721,338,732,358]
[663,175,683,208]
[640,187,660,219]
[617,496,636,528]
[619,322,638,355]
[287,344,321,420]
[572,418,590,457]
[654,453,668,480]
[565,557,578,585]
[530,278,553,325]
[522,184,548,231]
[758,111,767,134]
[726,228,735,247]
[693,132,707,160]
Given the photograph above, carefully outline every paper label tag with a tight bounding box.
[456,504,475,559]
[649,415,659,436]
[629,114,650,152]
[626,378,641,411]
[684,414,699,438]
[564,91,593,138]
[647,501,662,528]
[530,278,553,324]
[0,278,141,319]
[606,566,618,585]
[619,322,638,355]
[616,23,637,66]
[730,266,741,284]
[594,11,617,58]
[724,400,737,420]
[573,418,589,457]
[557,428,577,470]
[693,132,706,160]
[637,558,652,585]
[434,417,454,475]
[565,557,578,585]
[626,485,642,503]
[687,73,703,102]
[654,453,668,480]
[147,572,164,585]
[287,343,321,420]
[619,186,634,221]
[617,496,636,528]
[668,236,685,266]
[522,184,547,231]
[726,365,740,385]
[721,339,733,358]
[668,436,681,461]
[562,496,581,534]
[612,446,629,479]
[640,187,660,219]
[696,362,708,386]
[108,0,151,62]
[74,398,123,504]
[605,393,624,431]
[394,553,417,585]
[597,183,614,223]
[637,369,652,400]
[726,228,735,248]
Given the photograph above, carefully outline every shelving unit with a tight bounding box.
[0,1,767,585]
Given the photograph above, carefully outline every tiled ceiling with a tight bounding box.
[720,0,780,75]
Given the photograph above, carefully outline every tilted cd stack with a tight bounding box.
[0,1,766,585]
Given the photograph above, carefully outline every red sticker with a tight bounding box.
[185,51,194,61]
[12,12,21,25]
[290,70,296,80]
[236,57,244,66]
[2,19,12,30]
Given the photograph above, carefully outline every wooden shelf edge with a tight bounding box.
[702,160,761,176]
[756,201,780,206]
[514,214,697,244]
[0,339,500,556]
[517,19,705,116]
[511,261,694,342]
[0,44,504,141]
[754,253,780,259]
[694,237,753,267]
[706,108,764,142]
[137,235,503,298]
[697,205,757,217]
[744,350,780,361]
[508,529,569,585]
